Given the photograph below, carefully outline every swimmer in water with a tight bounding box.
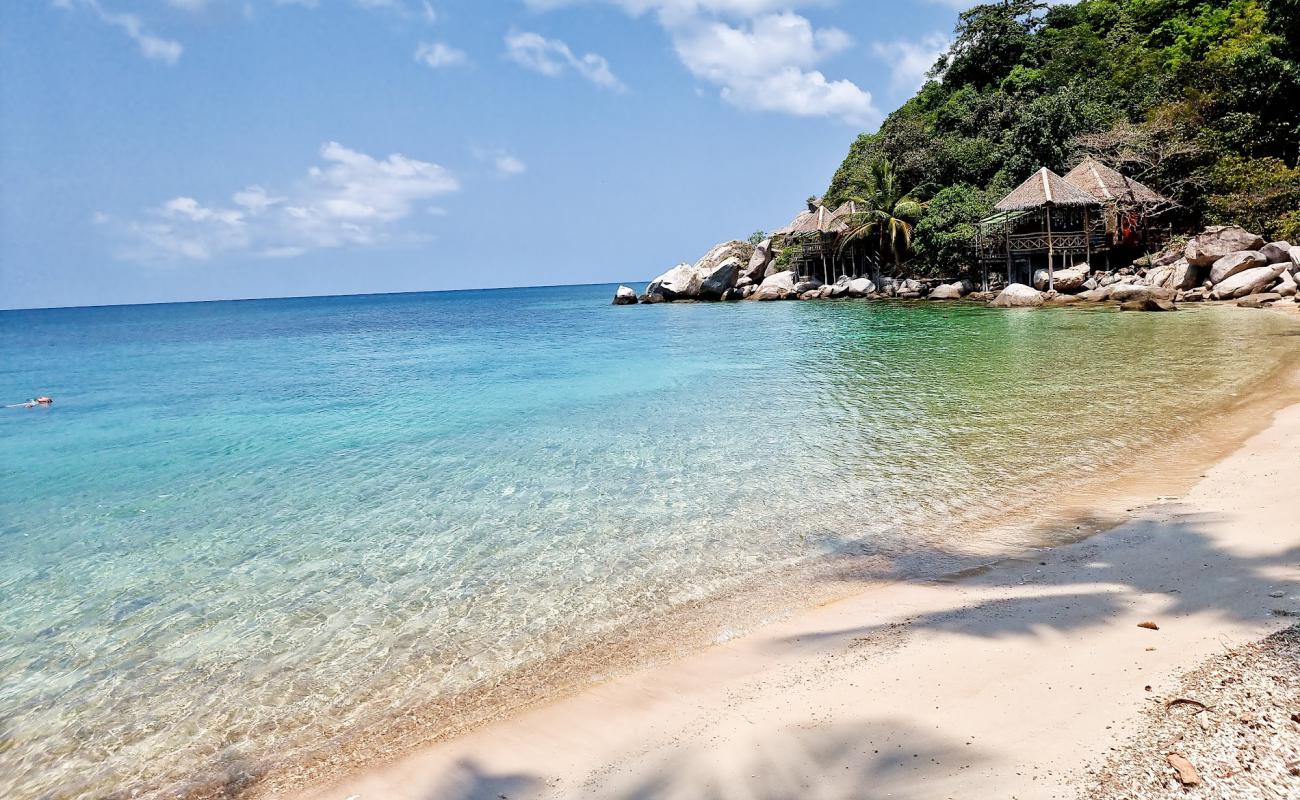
[7,396,53,409]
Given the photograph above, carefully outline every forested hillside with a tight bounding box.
[825,0,1300,274]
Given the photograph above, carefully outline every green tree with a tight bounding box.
[837,159,923,268]
[913,185,996,274]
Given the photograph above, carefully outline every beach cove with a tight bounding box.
[287,339,1300,800]
[3,290,1299,800]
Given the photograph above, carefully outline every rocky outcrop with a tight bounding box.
[1209,264,1287,300]
[1185,226,1265,267]
[613,285,637,305]
[696,240,754,276]
[989,283,1044,308]
[750,270,797,301]
[1208,251,1268,285]
[1289,246,1300,270]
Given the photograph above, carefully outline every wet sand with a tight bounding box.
[280,362,1300,799]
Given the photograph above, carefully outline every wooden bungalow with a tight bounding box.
[977,160,1171,290]
[772,199,875,284]
[1063,157,1170,252]
[772,200,840,284]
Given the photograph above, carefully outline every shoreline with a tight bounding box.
[262,330,1300,800]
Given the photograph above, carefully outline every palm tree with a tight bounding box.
[837,159,921,277]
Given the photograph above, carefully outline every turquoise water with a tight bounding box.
[2,286,1298,799]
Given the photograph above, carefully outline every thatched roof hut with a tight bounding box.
[994,167,1099,212]
[774,200,839,236]
[1063,157,1167,206]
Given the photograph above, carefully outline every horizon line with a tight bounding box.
[0,279,645,313]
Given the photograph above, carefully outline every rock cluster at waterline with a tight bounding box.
[616,226,1300,313]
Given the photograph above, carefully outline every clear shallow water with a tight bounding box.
[1,286,1297,798]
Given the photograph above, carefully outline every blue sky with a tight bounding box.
[2,0,965,309]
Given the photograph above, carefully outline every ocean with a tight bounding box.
[2,285,1297,798]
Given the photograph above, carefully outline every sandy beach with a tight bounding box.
[284,361,1300,800]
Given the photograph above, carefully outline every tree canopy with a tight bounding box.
[825,0,1300,275]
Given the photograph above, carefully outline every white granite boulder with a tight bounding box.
[1210,264,1287,300]
[1276,270,1297,298]
[1185,225,1265,267]
[613,285,637,305]
[989,283,1044,307]
[750,270,798,301]
[645,263,701,300]
[743,239,773,283]
[1209,251,1269,285]
[1260,241,1292,264]
[847,277,875,297]
[699,256,743,300]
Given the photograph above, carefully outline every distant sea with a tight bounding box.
[2,285,1298,798]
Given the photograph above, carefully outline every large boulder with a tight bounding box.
[695,240,754,276]
[1260,241,1292,264]
[847,277,875,297]
[743,239,773,282]
[699,256,743,299]
[750,270,797,301]
[1034,264,1089,292]
[929,282,965,300]
[1290,245,1300,270]
[1110,284,1174,303]
[897,278,925,299]
[1277,270,1298,298]
[1209,264,1287,300]
[1185,225,1265,267]
[1209,251,1268,285]
[1145,265,1175,289]
[646,263,702,300]
[612,285,637,305]
[989,283,1044,308]
[1120,297,1176,312]
[1170,260,1201,291]
[1237,293,1281,308]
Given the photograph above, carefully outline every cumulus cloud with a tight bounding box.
[415,41,468,68]
[523,2,875,124]
[671,12,873,123]
[504,31,626,92]
[104,142,459,262]
[871,32,950,92]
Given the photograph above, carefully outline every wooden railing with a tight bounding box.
[979,227,1107,257]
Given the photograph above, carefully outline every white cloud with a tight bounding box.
[671,12,875,124]
[524,2,875,124]
[871,33,949,92]
[504,31,626,92]
[494,154,527,176]
[106,142,459,262]
[415,41,467,68]
[54,0,183,64]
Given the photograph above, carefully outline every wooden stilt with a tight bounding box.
[1046,206,1056,292]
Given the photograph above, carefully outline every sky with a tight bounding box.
[1,0,969,309]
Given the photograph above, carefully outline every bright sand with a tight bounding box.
[288,361,1300,800]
